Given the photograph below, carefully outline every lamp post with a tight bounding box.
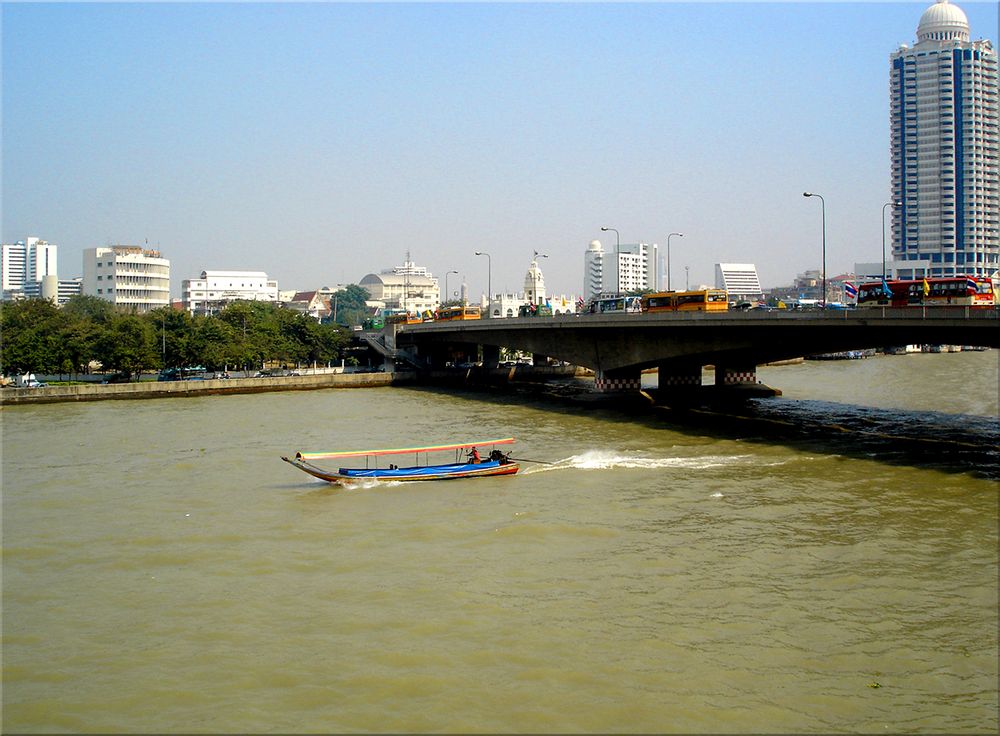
[666,232,683,291]
[685,265,690,291]
[474,252,491,316]
[444,270,458,307]
[600,226,620,294]
[882,200,901,281]
[803,192,826,306]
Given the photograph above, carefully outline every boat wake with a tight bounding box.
[522,449,772,474]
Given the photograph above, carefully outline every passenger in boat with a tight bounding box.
[468,447,481,464]
[489,449,508,464]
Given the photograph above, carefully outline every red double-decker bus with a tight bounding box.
[856,276,995,308]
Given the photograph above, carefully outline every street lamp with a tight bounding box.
[531,251,548,305]
[444,270,458,306]
[803,192,826,306]
[600,226,620,294]
[666,232,683,291]
[882,200,901,281]
[685,265,690,290]
[474,252,491,316]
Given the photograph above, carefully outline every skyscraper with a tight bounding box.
[1,237,58,299]
[582,239,659,299]
[889,0,999,280]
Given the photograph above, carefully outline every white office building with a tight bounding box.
[182,270,279,315]
[2,237,58,299]
[83,245,170,313]
[715,263,763,300]
[582,239,659,299]
[359,258,440,315]
[889,0,999,280]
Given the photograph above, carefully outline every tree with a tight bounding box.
[94,315,158,379]
[0,298,67,375]
[147,307,198,368]
[327,284,371,327]
[189,318,238,370]
[62,294,114,325]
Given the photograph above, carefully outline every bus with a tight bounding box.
[385,312,424,326]
[435,305,482,321]
[856,276,995,309]
[641,289,729,313]
[586,295,642,314]
[518,303,553,318]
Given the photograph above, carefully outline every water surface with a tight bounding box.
[3,351,997,732]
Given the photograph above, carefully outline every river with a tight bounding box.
[2,350,997,733]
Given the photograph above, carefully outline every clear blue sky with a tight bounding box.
[3,1,997,297]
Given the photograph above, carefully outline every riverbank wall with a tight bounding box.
[0,371,412,406]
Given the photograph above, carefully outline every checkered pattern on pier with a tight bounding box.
[594,371,642,392]
[715,367,757,385]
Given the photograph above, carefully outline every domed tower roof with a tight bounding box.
[588,239,603,252]
[917,0,970,43]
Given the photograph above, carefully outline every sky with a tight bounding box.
[3,0,998,299]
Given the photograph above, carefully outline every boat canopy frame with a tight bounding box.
[295,438,515,469]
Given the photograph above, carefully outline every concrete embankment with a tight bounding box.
[0,372,414,406]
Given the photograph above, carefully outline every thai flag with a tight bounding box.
[843,281,858,299]
[966,277,978,292]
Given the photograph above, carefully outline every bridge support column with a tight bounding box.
[657,362,702,390]
[481,345,500,369]
[715,364,758,386]
[594,367,642,393]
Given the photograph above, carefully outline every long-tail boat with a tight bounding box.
[281,437,518,485]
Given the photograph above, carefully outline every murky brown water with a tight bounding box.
[3,351,997,733]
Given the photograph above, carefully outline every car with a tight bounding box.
[101,372,131,384]
[254,370,273,378]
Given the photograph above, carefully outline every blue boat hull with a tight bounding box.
[282,456,519,484]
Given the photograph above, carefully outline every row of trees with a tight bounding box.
[1,296,355,379]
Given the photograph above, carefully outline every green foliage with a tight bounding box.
[327,284,371,327]
[2,295,357,378]
[62,294,114,324]
[94,315,158,379]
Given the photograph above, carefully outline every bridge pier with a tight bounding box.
[594,367,642,393]
[657,362,702,390]
[482,344,500,369]
[715,363,758,386]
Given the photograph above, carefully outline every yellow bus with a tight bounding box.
[641,289,729,313]
[435,305,482,321]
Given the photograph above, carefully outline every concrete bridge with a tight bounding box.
[394,307,1000,394]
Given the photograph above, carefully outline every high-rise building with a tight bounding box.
[889,0,999,280]
[2,237,58,299]
[583,240,604,301]
[582,239,659,299]
[83,245,170,313]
